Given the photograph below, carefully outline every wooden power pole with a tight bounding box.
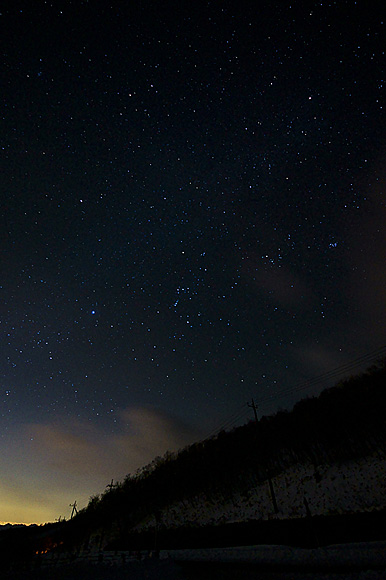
[106,479,115,492]
[247,398,259,423]
[69,501,78,519]
[248,399,279,515]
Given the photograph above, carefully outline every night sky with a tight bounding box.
[1,1,385,524]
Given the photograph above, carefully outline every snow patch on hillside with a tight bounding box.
[134,454,386,531]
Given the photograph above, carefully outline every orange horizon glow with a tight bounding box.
[0,521,43,526]
[0,406,199,527]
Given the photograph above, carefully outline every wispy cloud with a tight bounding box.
[250,264,314,308]
[0,406,199,523]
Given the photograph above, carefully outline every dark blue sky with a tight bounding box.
[1,1,385,523]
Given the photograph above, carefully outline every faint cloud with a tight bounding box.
[117,406,197,458]
[345,181,386,345]
[1,406,199,522]
[246,260,314,308]
[27,420,109,477]
[26,406,197,479]
[291,343,348,377]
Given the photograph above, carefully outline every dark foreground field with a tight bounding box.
[112,509,386,551]
[1,511,385,578]
[1,559,183,580]
[3,555,386,580]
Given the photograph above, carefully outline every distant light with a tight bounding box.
[91,310,96,315]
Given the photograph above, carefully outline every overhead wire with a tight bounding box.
[203,344,386,440]
[256,345,386,408]
[202,403,250,441]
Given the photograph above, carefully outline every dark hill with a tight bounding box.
[1,361,385,572]
[62,360,386,552]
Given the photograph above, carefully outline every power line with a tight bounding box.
[202,404,250,440]
[204,405,249,440]
[203,344,386,441]
[256,345,386,408]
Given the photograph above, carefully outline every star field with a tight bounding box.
[1,1,386,523]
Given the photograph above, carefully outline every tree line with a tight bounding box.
[54,359,386,551]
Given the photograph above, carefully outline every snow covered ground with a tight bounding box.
[28,542,386,580]
[162,540,386,569]
[31,542,386,580]
[135,454,386,531]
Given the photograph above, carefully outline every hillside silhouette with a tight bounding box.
[1,359,385,572]
[59,360,386,548]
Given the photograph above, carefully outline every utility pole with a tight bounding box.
[106,479,115,492]
[248,399,279,515]
[69,501,78,519]
[247,398,259,423]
